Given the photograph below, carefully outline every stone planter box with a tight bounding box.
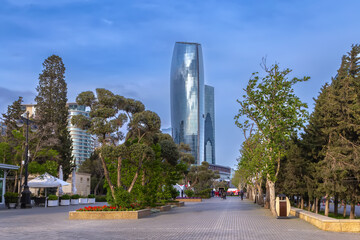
[71,199,79,205]
[79,198,88,204]
[69,209,151,220]
[155,205,171,212]
[48,200,59,207]
[176,198,202,202]
[166,201,185,207]
[60,199,70,206]
[290,207,360,232]
[87,198,95,204]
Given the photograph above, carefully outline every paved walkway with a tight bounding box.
[0,197,359,239]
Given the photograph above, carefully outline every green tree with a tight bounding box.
[235,62,309,215]
[187,161,219,194]
[72,88,183,207]
[35,55,73,180]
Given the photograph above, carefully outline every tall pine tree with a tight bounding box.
[35,55,73,180]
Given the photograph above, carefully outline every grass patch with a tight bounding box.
[318,211,359,219]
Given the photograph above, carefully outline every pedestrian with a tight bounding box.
[240,190,244,200]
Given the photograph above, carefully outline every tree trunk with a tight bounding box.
[99,153,116,200]
[94,175,104,195]
[142,170,145,186]
[324,198,329,216]
[301,197,304,209]
[343,202,347,218]
[264,180,270,209]
[315,198,319,214]
[311,198,315,212]
[350,202,355,219]
[257,183,263,205]
[308,199,311,211]
[13,171,18,192]
[117,156,122,187]
[128,158,143,193]
[267,178,276,215]
[334,194,338,216]
[297,195,301,208]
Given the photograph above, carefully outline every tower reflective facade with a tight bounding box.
[204,85,215,164]
[170,42,204,165]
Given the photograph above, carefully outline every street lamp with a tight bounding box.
[16,111,37,208]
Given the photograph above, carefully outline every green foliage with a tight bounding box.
[235,62,309,182]
[4,192,18,203]
[71,194,80,199]
[195,188,212,198]
[48,195,58,200]
[184,189,194,198]
[72,88,185,208]
[88,194,95,198]
[107,188,133,208]
[35,55,73,180]
[187,161,219,193]
[61,194,70,200]
[28,160,58,176]
[95,195,107,202]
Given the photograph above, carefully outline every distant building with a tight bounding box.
[67,103,94,166]
[170,42,216,165]
[204,85,215,164]
[208,163,231,182]
[21,103,95,167]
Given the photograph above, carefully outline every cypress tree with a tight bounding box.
[35,55,73,180]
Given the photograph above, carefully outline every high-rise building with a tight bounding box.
[171,42,205,165]
[67,103,94,166]
[204,85,215,164]
[21,103,94,166]
[170,42,215,165]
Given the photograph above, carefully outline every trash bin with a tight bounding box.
[275,194,290,218]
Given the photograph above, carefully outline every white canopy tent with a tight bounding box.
[28,172,69,207]
[28,172,69,188]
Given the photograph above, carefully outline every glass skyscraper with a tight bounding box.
[170,42,205,165]
[204,85,215,164]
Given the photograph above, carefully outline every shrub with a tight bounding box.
[71,194,80,199]
[184,189,194,198]
[79,195,87,198]
[88,194,95,198]
[4,192,18,203]
[95,195,107,202]
[48,195,58,200]
[108,188,132,208]
[61,194,70,200]
[195,188,212,198]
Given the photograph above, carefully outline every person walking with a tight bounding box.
[240,190,244,200]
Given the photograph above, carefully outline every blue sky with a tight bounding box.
[1,0,360,169]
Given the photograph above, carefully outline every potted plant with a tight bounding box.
[87,194,95,204]
[79,195,88,204]
[71,194,80,205]
[47,195,59,207]
[60,194,71,206]
[4,192,18,209]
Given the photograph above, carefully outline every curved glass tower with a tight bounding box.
[170,42,204,165]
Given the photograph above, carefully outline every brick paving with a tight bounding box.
[0,197,359,239]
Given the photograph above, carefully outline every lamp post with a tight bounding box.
[17,111,36,208]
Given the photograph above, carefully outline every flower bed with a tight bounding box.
[76,204,142,212]
[69,204,150,220]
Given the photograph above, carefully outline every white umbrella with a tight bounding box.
[72,168,77,194]
[58,165,64,195]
